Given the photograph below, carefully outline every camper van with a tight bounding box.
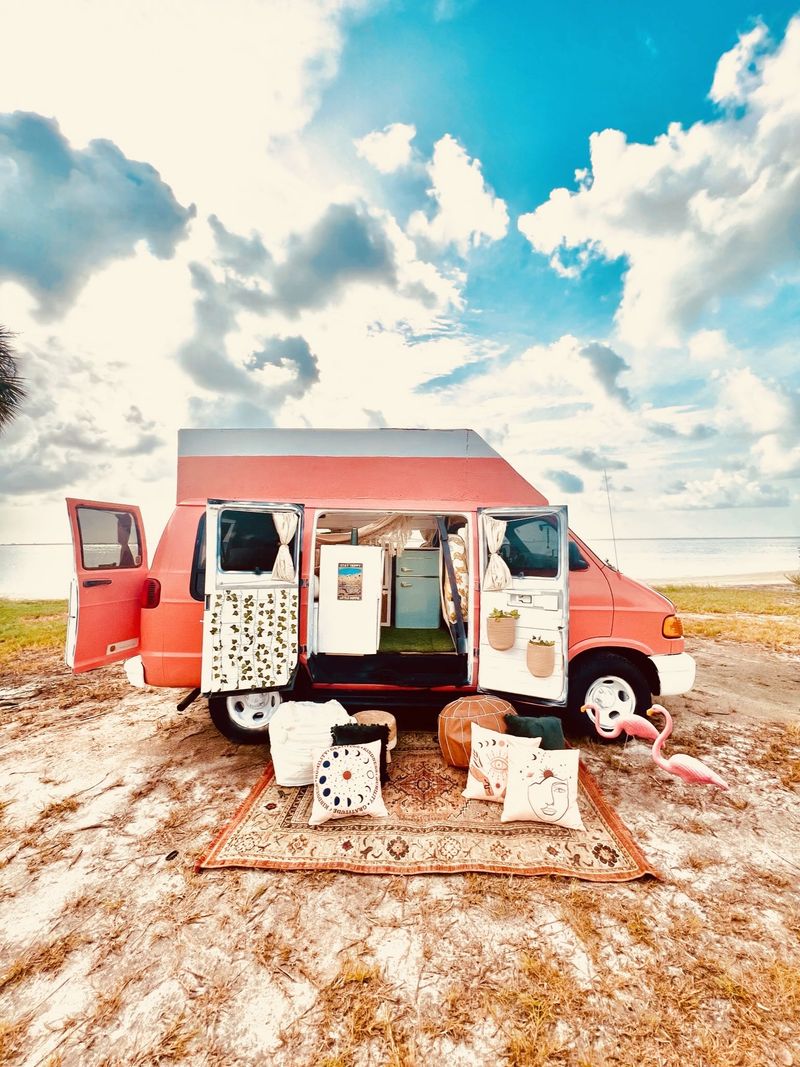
[65,428,695,742]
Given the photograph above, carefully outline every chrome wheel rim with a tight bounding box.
[225,691,281,732]
[585,675,637,732]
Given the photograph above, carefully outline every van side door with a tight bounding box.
[201,501,303,695]
[65,498,148,672]
[477,506,568,703]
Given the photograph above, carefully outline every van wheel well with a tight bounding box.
[569,648,660,695]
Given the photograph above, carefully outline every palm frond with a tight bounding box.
[0,326,26,431]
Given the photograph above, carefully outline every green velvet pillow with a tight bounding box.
[504,713,565,750]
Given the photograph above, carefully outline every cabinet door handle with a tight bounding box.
[399,581,413,588]
[399,567,413,573]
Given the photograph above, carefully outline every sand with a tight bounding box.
[0,638,798,1066]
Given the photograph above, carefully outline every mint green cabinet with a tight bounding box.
[395,550,440,628]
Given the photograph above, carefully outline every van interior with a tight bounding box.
[307,510,471,687]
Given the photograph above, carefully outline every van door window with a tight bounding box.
[219,509,281,573]
[499,515,560,578]
[76,506,142,570]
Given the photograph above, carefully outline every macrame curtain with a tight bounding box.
[483,515,511,590]
[273,512,299,581]
[316,515,413,557]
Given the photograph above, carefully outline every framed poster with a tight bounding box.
[337,563,363,600]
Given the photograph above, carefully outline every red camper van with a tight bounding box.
[65,429,695,742]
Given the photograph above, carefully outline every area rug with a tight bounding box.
[197,731,659,881]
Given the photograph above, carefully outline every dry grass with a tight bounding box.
[0,599,67,666]
[0,932,84,994]
[655,583,800,650]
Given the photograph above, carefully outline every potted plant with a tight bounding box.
[526,634,556,677]
[487,608,519,650]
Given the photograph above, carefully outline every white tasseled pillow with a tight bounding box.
[268,700,352,786]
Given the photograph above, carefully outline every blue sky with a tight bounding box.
[0,0,798,549]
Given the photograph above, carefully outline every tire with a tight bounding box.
[567,653,652,740]
[208,691,282,745]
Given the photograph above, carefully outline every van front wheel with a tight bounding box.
[208,691,282,744]
[568,654,651,739]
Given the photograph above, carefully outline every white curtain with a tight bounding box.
[483,516,511,590]
[273,512,299,581]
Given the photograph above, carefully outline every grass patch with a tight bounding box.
[655,584,800,617]
[0,598,67,665]
[655,585,800,650]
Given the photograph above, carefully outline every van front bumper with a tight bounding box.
[649,652,696,696]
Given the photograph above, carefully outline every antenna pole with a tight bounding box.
[603,468,620,571]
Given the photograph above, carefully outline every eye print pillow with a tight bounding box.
[462,723,541,803]
[501,746,584,830]
[309,740,389,827]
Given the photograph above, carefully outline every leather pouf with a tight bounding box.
[438,695,517,767]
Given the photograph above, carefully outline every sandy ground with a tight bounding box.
[1,638,799,1067]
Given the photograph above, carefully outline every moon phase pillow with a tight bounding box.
[309,740,389,827]
[462,723,542,803]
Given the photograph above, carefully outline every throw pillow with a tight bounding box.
[309,740,389,827]
[268,699,352,787]
[331,722,390,783]
[501,747,584,830]
[462,723,541,803]
[504,713,566,751]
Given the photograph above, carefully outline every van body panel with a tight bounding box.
[65,498,148,673]
[606,570,683,657]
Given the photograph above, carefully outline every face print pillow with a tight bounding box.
[462,723,541,803]
[501,746,584,830]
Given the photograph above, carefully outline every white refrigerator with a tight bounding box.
[317,545,384,655]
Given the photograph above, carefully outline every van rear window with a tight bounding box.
[190,514,206,601]
[77,506,142,570]
[219,509,281,573]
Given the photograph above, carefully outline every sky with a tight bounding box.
[0,0,799,550]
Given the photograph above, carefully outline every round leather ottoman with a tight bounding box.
[438,695,517,767]
[353,710,398,763]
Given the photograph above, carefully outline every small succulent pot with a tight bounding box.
[487,611,518,651]
[527,640,555,677]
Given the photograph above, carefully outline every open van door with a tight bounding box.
[201,501,303,695]
[65,498,148,673]
[477,506,568,703]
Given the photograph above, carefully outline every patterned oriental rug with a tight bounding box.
[198,731,659,882]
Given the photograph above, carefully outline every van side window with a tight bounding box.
[190,514,206,601]
[499,515,559,578]
[219,509,281,573]
[76,506,142,570]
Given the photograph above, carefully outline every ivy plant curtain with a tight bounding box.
[483,516,511,590]
[272,512,299,581]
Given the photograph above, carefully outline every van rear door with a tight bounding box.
[65,498,148,672]
[477,506,568,703]
[201,501,303,695]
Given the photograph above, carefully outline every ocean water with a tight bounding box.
[0,537,798,600]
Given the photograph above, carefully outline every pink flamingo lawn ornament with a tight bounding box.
[646,704,729,790]
[581,702,660,743]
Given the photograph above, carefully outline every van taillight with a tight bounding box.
[141,578,161,609]
[662,615,683,638]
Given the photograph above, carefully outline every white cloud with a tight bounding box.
[717,367,793,434]
[408,135,508,254]
[518,16,800,346]
[687,328,736,365]
[660,469,790,509]
[0,0,366,235]
[752,433,800,476]
[355,123,417,173]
